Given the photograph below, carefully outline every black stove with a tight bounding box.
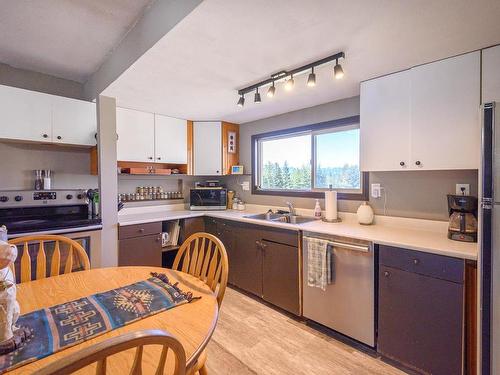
[0,190,101,235]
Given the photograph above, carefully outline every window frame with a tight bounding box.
[251,115,369,201]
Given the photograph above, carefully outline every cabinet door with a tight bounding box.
[262,240,300,315]
[378,265,463,374]
[360,70,411,171]
[193,121,222,175]
[116,107,155,162]
[410,51,480,170]
[482,45,500,103]
[52,96,97,146]
[118,234,162,267]
[217,222,237,285]
[232,223,263,296]
[154,115,187,163]
[0,85,52,142]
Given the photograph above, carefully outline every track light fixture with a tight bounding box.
[334,59,344,80]
[236,51,345,106]
[267,82,276,98]
[284,75,294,91]
[307,67,316,87]
[254,87,261,103]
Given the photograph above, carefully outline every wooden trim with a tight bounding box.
[221,121,240,175]
[90,146,98,175]
[187,120,194,175]
[118,161,188,175]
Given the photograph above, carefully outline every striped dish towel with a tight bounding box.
[305,237,334,291]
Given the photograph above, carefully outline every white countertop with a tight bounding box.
[118,204,478,260]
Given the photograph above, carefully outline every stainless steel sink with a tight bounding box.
[244,213,316,224]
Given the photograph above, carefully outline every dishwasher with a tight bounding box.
[302,232,375,347]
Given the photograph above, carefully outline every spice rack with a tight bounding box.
[119,186,183,202]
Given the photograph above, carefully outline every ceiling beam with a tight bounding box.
[83,0,202,101]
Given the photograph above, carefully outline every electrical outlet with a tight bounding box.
[456,183,470,195]
[241,181,250,191]
[371,183,381,198]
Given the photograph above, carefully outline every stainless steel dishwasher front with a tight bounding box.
[302,232,375,347]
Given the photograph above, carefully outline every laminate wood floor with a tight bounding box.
[206,287,407,375]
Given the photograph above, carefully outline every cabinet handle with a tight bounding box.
[413,258,419,265]
[57,135,62,140]
[216,170,220,174]
[42,134,48,138]
[138,228,145,233]
[157,157,161,160]
[415,160,421,166]
[384,271,390,277]
[156,236,161,242]
[399,161,405,167]
[261,242,267,250]
[148,157,153,160]
[255,240,261,248]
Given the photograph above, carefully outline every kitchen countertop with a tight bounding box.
[118,204,478,260]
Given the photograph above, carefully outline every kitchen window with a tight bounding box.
[252,116,368,200]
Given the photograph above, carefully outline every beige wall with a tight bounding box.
[0,63,84,99]
[226,96,478,221]
[0,142,97,190]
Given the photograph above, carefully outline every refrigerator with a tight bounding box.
[480,102,499,375]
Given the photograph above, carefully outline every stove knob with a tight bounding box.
[0,196,9,203]
[66,194,73,200]
[77,194,84,200]
[14,196,23,202]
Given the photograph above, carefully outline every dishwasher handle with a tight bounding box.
[329,241,370,253]
[304,236,370,253]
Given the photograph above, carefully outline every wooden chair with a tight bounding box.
[9,234,90,283]
[172,232,229,375]
[35,329,186,375]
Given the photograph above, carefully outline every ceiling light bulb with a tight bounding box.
[284,75,294,91]
[307,68,316,87]
[334,61,344,80]
[237,95,245,107]
[267,83,276,98]
[254,88,261,104]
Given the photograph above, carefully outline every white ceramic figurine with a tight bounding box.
[0,240,31,354]
[0,240,19,343]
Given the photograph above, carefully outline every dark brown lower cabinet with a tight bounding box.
[262,239,300,315]
[118,233,162,266]
[203,218,300,315]
[378,245,464,375]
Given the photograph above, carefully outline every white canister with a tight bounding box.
[357,202,374,225]
[237,202,246,211]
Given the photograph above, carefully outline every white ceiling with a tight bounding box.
[0,0,154,82]
[102,0,500,123]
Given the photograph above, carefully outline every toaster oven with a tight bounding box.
[190,188,227,210]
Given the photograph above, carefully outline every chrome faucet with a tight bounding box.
[285,201,296,216]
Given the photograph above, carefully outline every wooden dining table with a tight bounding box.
[6,266,219,374]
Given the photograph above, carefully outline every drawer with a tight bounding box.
[119,222,162,240]
[379,245,464,283]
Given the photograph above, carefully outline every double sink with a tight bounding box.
[244,212,316,224]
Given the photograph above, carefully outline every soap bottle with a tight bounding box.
[314,199,322,219]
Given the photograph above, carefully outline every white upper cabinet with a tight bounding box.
[0,85,52,142]
[154,115,187,163]
[116,107,155,162]
[52,96,97,146]
[482,45,500,103]
[0,84,97,146]
[410,52,480,170]
[360,70,411,171]
[360,51,480,171]
[193,121,222,175]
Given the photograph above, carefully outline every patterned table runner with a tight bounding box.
[0,272,199,373]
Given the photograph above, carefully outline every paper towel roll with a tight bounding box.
[325,191,337,221]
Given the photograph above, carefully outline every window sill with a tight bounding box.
[251,187,368,201]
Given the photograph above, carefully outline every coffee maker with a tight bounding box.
[447,195,478,242]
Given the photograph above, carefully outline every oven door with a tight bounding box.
[190,189,227,210]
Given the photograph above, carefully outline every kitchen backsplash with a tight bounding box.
[0,141,98,190]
